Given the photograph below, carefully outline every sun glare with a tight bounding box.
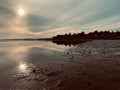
[18,63,28,73]
[18,8,25,17]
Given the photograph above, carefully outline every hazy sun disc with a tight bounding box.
[18,8,25,16]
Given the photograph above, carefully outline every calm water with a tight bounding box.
[0,41,69,89]
[0,40,120,90]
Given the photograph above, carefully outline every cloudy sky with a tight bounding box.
[0,0,120,38]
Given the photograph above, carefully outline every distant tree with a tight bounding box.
[73,33,76,35]
[100,31,103,33]
[94,30,98,34]
[81,31,85,35]
[65,33,67,36]
[69,33,71,35]
[106,31,110,34]
[111,31,114,34]
[117,29,119,32]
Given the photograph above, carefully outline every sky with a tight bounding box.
[0,0,120,39]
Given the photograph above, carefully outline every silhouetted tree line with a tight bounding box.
[52,30,120,41]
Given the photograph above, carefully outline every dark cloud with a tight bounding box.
[25,14,54,32]
[0,0,15,17]
[0,0,16,31]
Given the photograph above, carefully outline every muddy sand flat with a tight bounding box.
[0,40,120,90]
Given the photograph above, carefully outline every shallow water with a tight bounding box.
[0,40,120,90]
[0,41,69,90]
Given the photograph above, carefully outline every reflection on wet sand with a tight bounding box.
[0,41,68,89]
[0,40,120,90]
[13,41,120,90]
[18,63,29,74]
[52,40,89,46]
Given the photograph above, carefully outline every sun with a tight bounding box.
[18,8,25,17]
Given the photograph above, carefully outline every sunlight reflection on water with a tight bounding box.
[18,63,28,73]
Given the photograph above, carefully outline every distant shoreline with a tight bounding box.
[0,30,120,42]
[52,30,120,41]
[0,38,52,42]
[0,38,119,42]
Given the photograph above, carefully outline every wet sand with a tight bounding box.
[0,40,120,90]
[12,57,120,90]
